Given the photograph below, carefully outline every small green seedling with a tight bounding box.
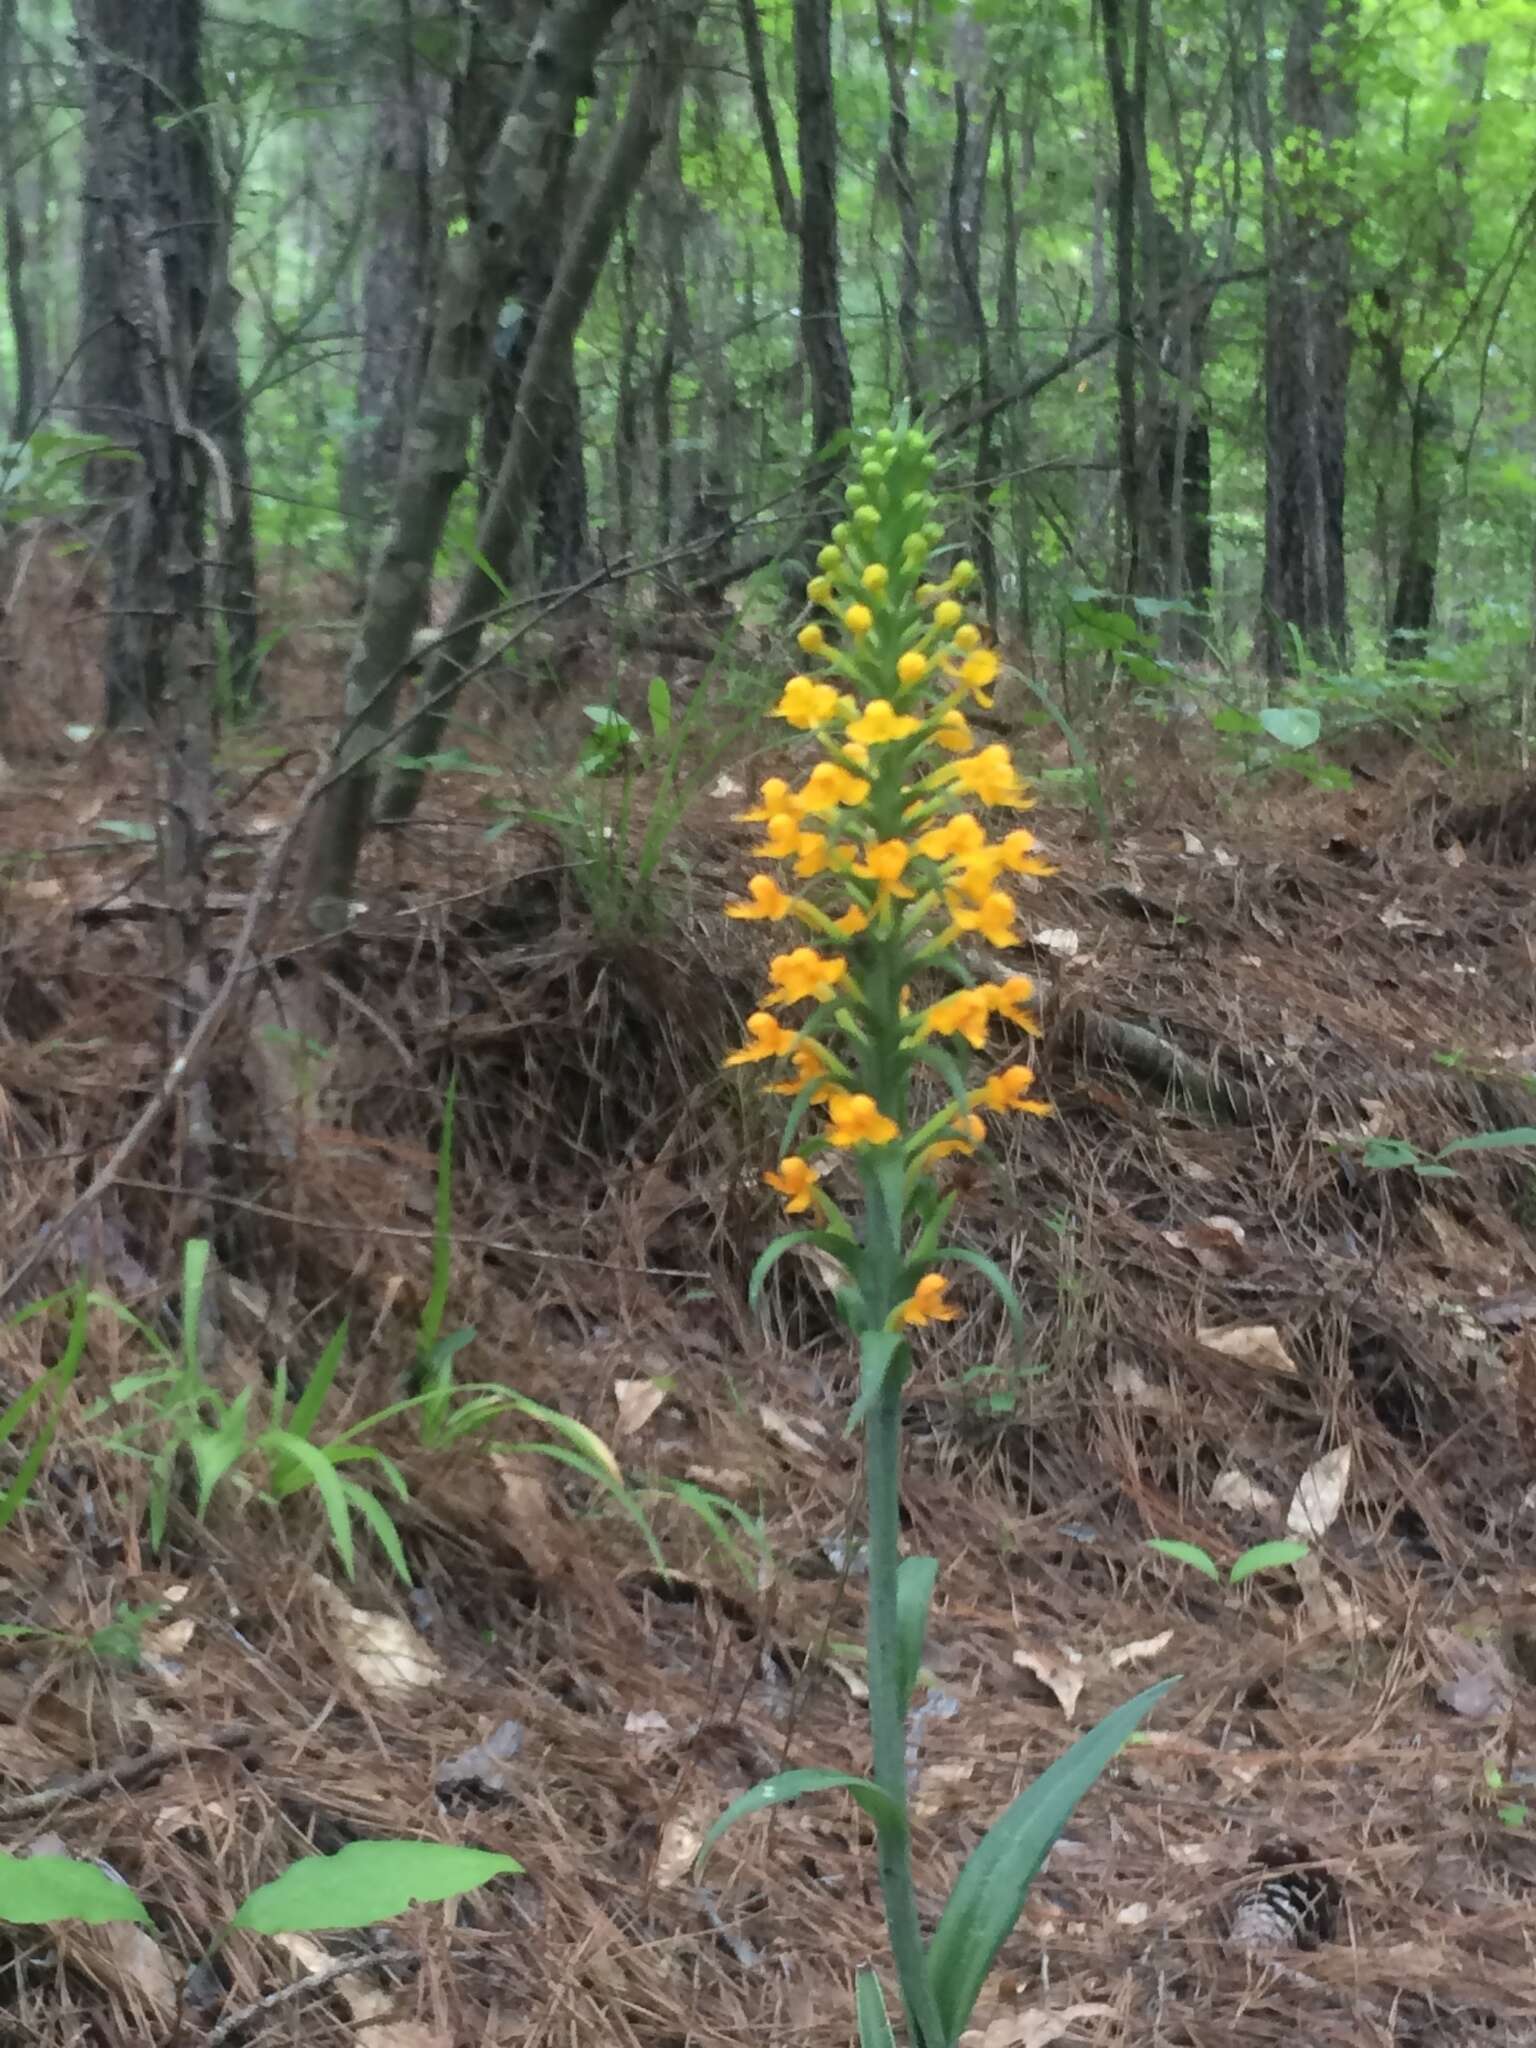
[1356,1126,1536,1180]
[1483,1759,1529,1830]
[577,704,639,777]
[1147,1537,1310,1586]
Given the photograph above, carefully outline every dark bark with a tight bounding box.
[0,0,38,439]
[791,0,852,532]
[1259,0,1357,677]
[305,0,625,931]
[341,0,437,579]
[1100,0,1149,592]
[1388,388,1452,662]
[375,0,702,828]
[873,0,921,414]
[947,82,998,621]
[737,0,798,238]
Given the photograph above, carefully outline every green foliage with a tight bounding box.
[0,1285,91,1531]
[1147,1537,1311,1586]
[1355,1126,1536,1180]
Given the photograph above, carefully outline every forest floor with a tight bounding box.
[3,586,1536,2048]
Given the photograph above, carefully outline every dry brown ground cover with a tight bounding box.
[3,579,1536,2048]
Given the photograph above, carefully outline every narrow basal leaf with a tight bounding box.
[855,1967,898,2048]
[1228,1539,1309,1584]
[1146,1537,1221,1580]
[695,1769,907,1877]
[927,1679,1175,2044]
[0,1852,149,1927]
[231,1841,521,1934]
[895,1555,939,1706]
[846,1329,906,1433]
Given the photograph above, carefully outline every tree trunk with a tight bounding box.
[737,0,798,238]
[791,0,852,543]
[0,0,38,439]
[374,0,702,830]
[1259,0,1356,677]
[341,0,437,581]
[1100,0,1150,593]
[947,82,998,623]
[873,0,920,414]
[304,0,625,932]
[1388,388,1451,663]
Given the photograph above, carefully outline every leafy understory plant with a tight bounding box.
[698,425,1173,2047]
[1146,1537,1310,1587]
[1353,1124,1536,1180]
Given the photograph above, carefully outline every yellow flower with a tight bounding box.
[953,623,982,651]
[738,776,799,823]
[807,576,834,607]
[986,975,1039,1030]
[848,699,921,746]
[934,708,972,752]
[916,812,987,860]
[896,650,929,687]
[934,600,964,630]
[957,648,999,705]
[949,744,1029,808]
[725,1013,800,1067]
[951,559,977,588]
[950,889,1020,948]
[861,563,890,593]
[765,947,847,1006]
[844,603,874,636]
[764,1156,821,1214]
[832,903,871,936]
[753,812,806,859]
[775,675,844,730]
[825,1090,901,1148]
[798,623,827,655]
[976,1063,1046,1113]
[853,838,915,898]
[767,1042,836,1098]
[923,987,991,1049]
[897,1273,959,1327]
[792,830,831,878]
[798,760,871,813]
[726,873,795,921]
[994,827,1052,876]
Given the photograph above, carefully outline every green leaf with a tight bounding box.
[231,1841,521,1934]
[1360,1136,1424,1171]
[188,1390,253,1514]
[261,1430,355,1575]
[341,1481,412,1584]
[98,819,157,842]
[1258,706,1322,749]
[1146,1538,1220,1580]
[855,1968,897,2048]
[0,1285,89,1532]
[1211,704,1262,735]
[895,1555,939,1706]
[0,1852,149,1926]
[933,1246,1027,1352]
[1437,1126,1536,1158]
[647,674,673,740]
[286,1320,349,1444]
[1229,1539,1309,1584]
[747,1229,854,1309]
[695,1769,908,1877]
[927,1680,1176,2043]
[846,1329,907,1434]
[180,1237,212,1380]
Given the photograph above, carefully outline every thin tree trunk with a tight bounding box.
[0,0,38,438]
[304,0,625,932]
[791,0,852,544]
[947,82,998,623]
[873,0,921,414]
[375,0,702,829]
[737,0,798,237]
[1388,388,1451,662]
[1100,0,1150,593]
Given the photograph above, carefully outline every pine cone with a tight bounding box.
[1227,1839,1339,1955]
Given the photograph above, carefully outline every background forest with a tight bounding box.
[3,3,1536,2047]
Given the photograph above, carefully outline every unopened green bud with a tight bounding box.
[845,483,868,508]
[853,503,881,530]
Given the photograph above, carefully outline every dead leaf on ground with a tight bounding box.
[435,1718,524,1798]
[1013,1641,1085,1719]
[654,1788,716,1887]
[313,1578,447,1701]
[613,1376,667,1437]
[1429,1627,1515,1720]
[488,1454,563,1578]
[1108,1361,1174,1411]
[1198,1322,1301,1377]
[1167,1216,1253,1275]
[1286,1445,1352,1540]
[1211,1467,1281,1514]
[685,1463,752,1492]
[960,2004,1119,2048]
[1105,1628,1174,1671]
[759,1403,827,1460]
[1033,926,1081,959]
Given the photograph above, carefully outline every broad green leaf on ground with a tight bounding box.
[231,1841,522,1933]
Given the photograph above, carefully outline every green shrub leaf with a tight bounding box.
[0,1852,149,1926]
[1228,1539,1309,1584]
[1146,1537,1220,1580]
[231,1841,522,1934]
[895,1555,939,1706]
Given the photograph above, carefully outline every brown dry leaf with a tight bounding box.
[961,2004,1118,2048]
[1168,1217,1252,1276]
[1179,827,1205,855]
[827,1658,870,1701]
[794,1239,849,1296]
[613,1377,667,1438]
[1012,1642,1085,1720]
[654,1788,716,1887]
[313,1578,447,1700]
[1429,1627,1515,1719]
[1197,1322,1300,1377]
[1107,1361,1173,1412]
[1286,1444,1351,1540]
[759,1403,827,1460]
[274,1936,437,2045]
[685,1463,752,1492]
[1104,1628,1173,1671]
[89,1923,179,2018]
[1211,1467,1281,1515]
[912,1757,977,1820]
[1033,926,1080,959]
[488,1454,563,1578]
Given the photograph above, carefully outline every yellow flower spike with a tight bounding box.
[764,1156,822,1214]
[765,947,848,1006]
[844,603,875,637]
[725,1013,801,1067]
[923,987,992,1050]
[775,675,844,730]
[948,744,1030,808]
[792,830,831,878]
[934,708,973,753]
[862,563,890,594]
[726,873,796,921]
[994,829,1053,877]
[825,1090,901,1148]
[896,1273,959,1328]
[976,1064,1045,1114]
[934,600,964,630]
[737,776,799,823]
[949,889,1020,948]
[848,699,921,746]
[798,623,827,655]
[958,649,1001,706]
[953,623,982,651]
[766,1041,836,1098]
[896,650,929,688]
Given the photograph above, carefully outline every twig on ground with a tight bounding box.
[204,1947,417,2048]
[0,1724,253,1821]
